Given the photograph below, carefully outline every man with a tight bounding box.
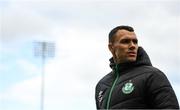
[95,25,179,109]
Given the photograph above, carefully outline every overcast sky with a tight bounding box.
[0,0,180,110]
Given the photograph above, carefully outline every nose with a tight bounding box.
[129,41,136,50]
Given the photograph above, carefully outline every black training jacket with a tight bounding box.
[95,47,179,109]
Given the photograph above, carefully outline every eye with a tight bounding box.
[133,39,138,44]
[120,39,130,44]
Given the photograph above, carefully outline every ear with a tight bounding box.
[108,43,116,62]
[108,43,114,53]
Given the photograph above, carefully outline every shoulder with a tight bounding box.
[142,66,167,79]
[132,66,169,85]
[95,71,114,88]
[140,66,168,81]
[134,65,162,73]
[134,65,167,78]
[143,66,172,90]
[97,71,114,84]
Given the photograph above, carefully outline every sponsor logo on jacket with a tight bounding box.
[98,90,104,103]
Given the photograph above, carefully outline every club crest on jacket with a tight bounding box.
[122,80,134,94]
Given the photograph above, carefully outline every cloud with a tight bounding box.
[0,77,41,104]
[1,0,179,43]
[1,2,53,43]
[16,59,41,76]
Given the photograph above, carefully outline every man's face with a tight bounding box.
[109,29,138,64]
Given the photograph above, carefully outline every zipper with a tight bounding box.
[106,64,120,110]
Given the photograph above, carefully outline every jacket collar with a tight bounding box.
[109,47,152,73]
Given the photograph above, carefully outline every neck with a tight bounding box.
[113,58,135,65]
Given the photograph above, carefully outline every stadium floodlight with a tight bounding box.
[34,41,55,110]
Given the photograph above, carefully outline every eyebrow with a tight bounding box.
[120,38,138,43]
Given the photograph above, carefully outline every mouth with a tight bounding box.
[127,52,136,57]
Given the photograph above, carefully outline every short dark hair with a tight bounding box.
[109,25,134,43]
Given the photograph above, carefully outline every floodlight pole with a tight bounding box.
[34,41,55,110]
[41,42,46,110]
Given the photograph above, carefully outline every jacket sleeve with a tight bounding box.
[145,69,179,109]
[95,83,100,109]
